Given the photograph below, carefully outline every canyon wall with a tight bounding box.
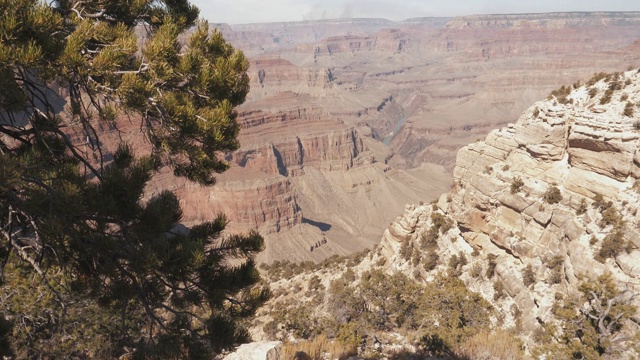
[376,69,640,348]
[147,13,640,263]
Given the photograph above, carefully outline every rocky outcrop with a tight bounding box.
[246,58,333,100]
[146,168,302,235]
[223,341,281,360]
[298,28,412,56]
[237,107,325,129]
[377,69,640,342]
[230,127,364,176]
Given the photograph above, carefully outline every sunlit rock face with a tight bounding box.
[171,13,640,263]
[124,13,640,263]
[377,69,640,343]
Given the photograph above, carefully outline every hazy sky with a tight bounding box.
[192,0,640,24]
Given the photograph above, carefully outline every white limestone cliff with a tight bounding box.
[377,69,640,344]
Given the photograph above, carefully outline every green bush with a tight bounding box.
[448,252,468,277]
[470,262,483,279]
[600,89,614,104]
[592,193,608,209]
[595,230,629,263]
[272,270,497,355]
[549,85,572,104]
[549,268,563,284]
[608,79,623,91]
[308,275,324,292]
[543,186,562,204]
[576,198,588,215]
[486,254,498,279]
[537,272,638,358]
[412,253,421,267]
[548,255,564,269]
[624,101,635,117]
[442,219,454,234]
[423,251,439,272]
[400,240,413,261]
[418,334,450,357]
[587,72,608,86]
[599,205,622,228]
[510,177,524,194]
[522,264,536,287]
[431,212,446,231]
[421,228,439,251]
[342,269,356,283]
[493,280,505,300]
[429,212,453,236]
[547,255,564,284]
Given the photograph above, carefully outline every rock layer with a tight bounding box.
[377,69,640,342]
[149,13,640,263]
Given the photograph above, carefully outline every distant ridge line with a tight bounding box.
[218,11,640,27]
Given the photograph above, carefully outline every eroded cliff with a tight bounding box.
[156,13,640,265]
[247,69,640,359]
[375,69,640,353]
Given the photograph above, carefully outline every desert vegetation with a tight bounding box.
[522,264,536,287]
[532,108,540,118]
[281,335,356,360]
[586,72,609,86]
[264,267,507,358]
[624,101,635,117]
[3,1,640,358]
[448,252,468,277]
[586,195,633,263]
[0,0,269,357]
[595,230,630,263]
[547,255,564,285]
[510,177,525,194]
[600,89,614,104]
[543,185,562,204]
[549,84,573,104]
[535,273,640,359]
[485,254,498,279]
[262,251,369,282]
[576,198,588,215]
[454,330,524,360]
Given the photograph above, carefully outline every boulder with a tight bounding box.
[224,341,282,360]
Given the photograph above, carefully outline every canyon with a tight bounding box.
[158,12,640,263]
[248,68,640,358]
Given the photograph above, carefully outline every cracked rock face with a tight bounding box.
[377,69,640,341]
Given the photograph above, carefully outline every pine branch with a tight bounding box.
[70,1,105,19]
[43,115,104,181]
[3,207,66,309]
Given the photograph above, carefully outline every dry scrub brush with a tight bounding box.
[454,329,524,360]
[281,335,356,360]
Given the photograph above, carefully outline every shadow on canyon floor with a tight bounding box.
[302,217,332,232]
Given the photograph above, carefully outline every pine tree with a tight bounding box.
[0,0,267,357]
[536,273,640,359]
